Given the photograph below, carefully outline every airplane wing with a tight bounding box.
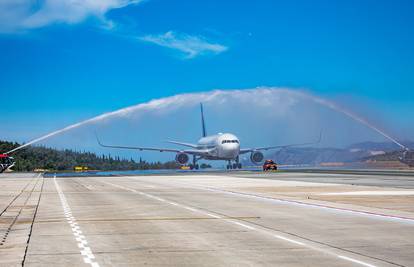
[97,137,211,156]
[165,140,199,148]
[239,132,322,154]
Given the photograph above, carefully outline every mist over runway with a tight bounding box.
[1,170,414,266]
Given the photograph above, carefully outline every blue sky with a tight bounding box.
[1,0,413,147]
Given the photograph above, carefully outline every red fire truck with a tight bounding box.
[0,154,15,173]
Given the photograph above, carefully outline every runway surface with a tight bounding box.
[1,170,414,266]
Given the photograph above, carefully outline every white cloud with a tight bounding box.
[140,31,228,58]
[0,2,229,60]
[0,0,142,33]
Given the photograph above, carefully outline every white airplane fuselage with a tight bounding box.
[197,133,240,160]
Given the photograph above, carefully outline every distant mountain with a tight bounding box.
[347,141,414,152]
[265,147,367,165]
[363,150,401,162]
[365,148,414,166]
[255,141,413,165]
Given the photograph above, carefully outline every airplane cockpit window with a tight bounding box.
[222,140,239,144]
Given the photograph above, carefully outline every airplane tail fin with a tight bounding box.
[200,103,207,137]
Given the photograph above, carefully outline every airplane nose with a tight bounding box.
[221,143,239,158]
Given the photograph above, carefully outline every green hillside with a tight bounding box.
[0,140,179,172]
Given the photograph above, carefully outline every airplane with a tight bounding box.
[97,103,321,170]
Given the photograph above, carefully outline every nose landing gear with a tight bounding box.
[226,157,242,170]
[226,163,242,169]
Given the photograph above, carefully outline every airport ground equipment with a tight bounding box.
[263,159,278,171]
[0,154,15,173]
[399,149,414,167]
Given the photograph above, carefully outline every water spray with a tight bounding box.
[306,95,409,151]
[6,87,408,154]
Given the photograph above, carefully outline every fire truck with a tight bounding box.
[399,149,414,167]
[0,154,15,173]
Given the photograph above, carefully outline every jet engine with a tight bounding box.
[175,153,189,165]
[250,151,264,163]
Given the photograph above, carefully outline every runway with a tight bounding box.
[1,171,414,266]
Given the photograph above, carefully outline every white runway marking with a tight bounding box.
[321,190,414,196]
[273,235,305,246]
[184,207,197,212]
[101,179,378,267]
[54,176,100,267]
[338,255,377,267]
[128,176,414,224]
[232,221,255,230]
[201,187,414,224]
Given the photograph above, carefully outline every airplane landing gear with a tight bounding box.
[190,156,200,170]
[235,156,242,169]
[226,158,242,170]
[226,161,232,170]
[189,164,199,170]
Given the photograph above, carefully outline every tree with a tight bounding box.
[0,140,180,172]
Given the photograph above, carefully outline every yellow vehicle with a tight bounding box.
[74,166,89,172]
[180,166,191,170]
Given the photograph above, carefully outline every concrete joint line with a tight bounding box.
[101,179,380,267]
[204,187,414,224]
